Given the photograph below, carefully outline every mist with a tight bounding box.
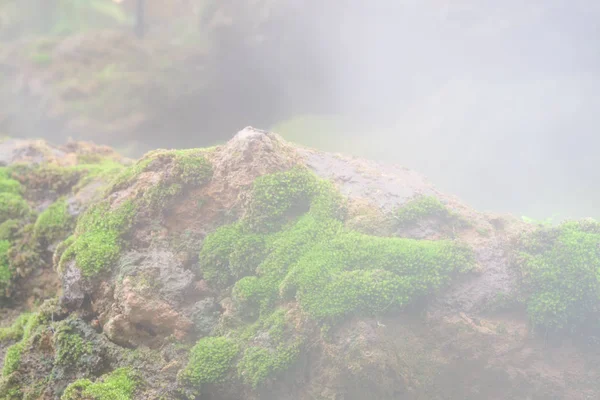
[1,0,599,219]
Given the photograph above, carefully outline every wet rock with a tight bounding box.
[60,260,89,310]
[190,297,220,336]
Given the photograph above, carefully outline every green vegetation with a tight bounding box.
[0,192,30,221]
[9,163,81,195]
[33,198,72,244]
[192,168,474,388]
[179,337,239,386]
[58,200,135,276]
[1,344,23,376]
[519,220,600,331]
[0,313,41,377]
[394,195,464,229]
[61,368,139,400]
[236,309,302,388]
[29,51,52,66]
[200,168,473,321]
[53,324,92,366]
[111,148,212,193]
[0,220,19,241]
[0,240,11,295]
[237,342,301,388]
[0,313,39,342]
[0,169,22,195]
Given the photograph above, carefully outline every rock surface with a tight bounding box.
[0,130,599,400]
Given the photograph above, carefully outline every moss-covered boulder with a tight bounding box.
[1,129,600,399]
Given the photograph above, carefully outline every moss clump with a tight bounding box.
[61,368,139,400]
[179,337,239,387]
[0,313,39,342]
[237,342,301,388]
[1,344,23,377]
[282,231,472,320]
[172,149,213,186]
[395,195,464,228]
[199,223,268,288]
[236,309,302,388]
[195,168,473,386]
[0,220,20,241]
[0,169,22,195]
[110,148,212,193]
[244,167,343,232]
[7,224,43,283]
[0,313,41,377]
[53,324,92,367]
[0,240,11,295]
[59,200,135,277]
[0,192,30,221]
[33,198,72,244]
[519,220,600,331]
[199,168,473,321]
[9,164,81,195]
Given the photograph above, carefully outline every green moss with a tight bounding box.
[395,195,453,227]
[199,223,268,288]
[235,308,302,388]
[519,220,600,330]
[194,168,474,386]
[9,164,81,195]
[141,182,182,210]
[0,313,39,342]
[179,337,239,387]
[53,324,92,366]
[237,341,301,388]
[0,313,40,377]
[30,52,53,65]
[62,200,135,277]
[71,159,127,192]
[61,368,139,400]
[1,344,23,376]
[0,220,20,241]
[0,192,30,221]
[0,372,22,399]
[199,169,473,321]
[171,149,213,186]
[33,198,72,244]
[282,231,473,320]
[0,240,11,295]
[110,148,212,193]
[0,169,22,195]
[55,235,75,272]
[245,167,329,232]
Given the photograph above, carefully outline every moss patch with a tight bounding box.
[0,169,23,195]
[33,198,72,244]
[111,148,213,193]
[199,168,473,321]
[394,195,467,231]
[178,337,239,387]
[53,323,93,367]
[0,192,30,222]
[194,168,473,388]
[0,313,41,377]
[59,200,135,277]
[61,368,139,400]
[0,240,11,295]
[519,220,600,331]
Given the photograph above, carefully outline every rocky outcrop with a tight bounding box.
[1,129,600,400]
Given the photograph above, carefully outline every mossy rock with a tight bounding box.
[33,198,73,245]
[61,368,139,400]
[519,220,600,331]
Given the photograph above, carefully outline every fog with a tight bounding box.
[1,0,599,219]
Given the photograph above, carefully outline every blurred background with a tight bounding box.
[0,0,598,219]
